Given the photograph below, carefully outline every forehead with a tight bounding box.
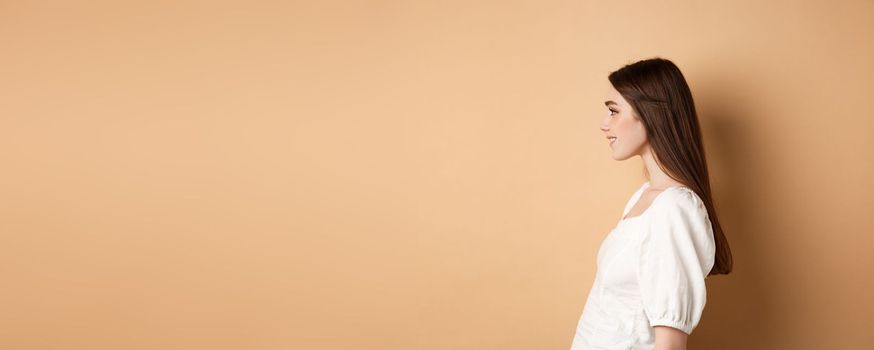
[604,83,626,107]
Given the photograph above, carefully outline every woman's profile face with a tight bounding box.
[601,83,648,160]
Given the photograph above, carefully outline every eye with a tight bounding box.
[608,108,618,116]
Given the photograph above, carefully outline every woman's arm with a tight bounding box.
[654,326,688,350]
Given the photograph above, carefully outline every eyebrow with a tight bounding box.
[604,100,618,107]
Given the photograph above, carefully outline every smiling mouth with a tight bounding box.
[608,137,617,145]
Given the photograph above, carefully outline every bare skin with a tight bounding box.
[600,82,689,349]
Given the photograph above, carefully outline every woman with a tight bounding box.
[570,58,733,350]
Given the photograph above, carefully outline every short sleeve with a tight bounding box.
[636,189,716,335]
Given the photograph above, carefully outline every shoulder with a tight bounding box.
[641,187,715,254]
[656,187,706,213]
[647,187,711,230]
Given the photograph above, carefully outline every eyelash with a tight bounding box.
[608,109,617,116]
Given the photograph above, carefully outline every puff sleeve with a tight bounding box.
[637,189,716,335]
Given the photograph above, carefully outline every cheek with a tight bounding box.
[615,116,636,134]
[617,118,646,144]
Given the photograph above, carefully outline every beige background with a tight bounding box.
[2,1,873,349]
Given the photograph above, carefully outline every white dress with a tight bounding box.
[570,181,716,350]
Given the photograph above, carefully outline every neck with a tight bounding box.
[640,145,682,189]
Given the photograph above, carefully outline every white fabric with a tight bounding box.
[570,181,716,349]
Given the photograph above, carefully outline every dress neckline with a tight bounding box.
[619,181,691,224]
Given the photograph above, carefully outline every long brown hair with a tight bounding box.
[608,57,733,276]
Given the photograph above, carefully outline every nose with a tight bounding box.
[600,114,611,132]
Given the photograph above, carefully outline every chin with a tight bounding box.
[610,151,634,161]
